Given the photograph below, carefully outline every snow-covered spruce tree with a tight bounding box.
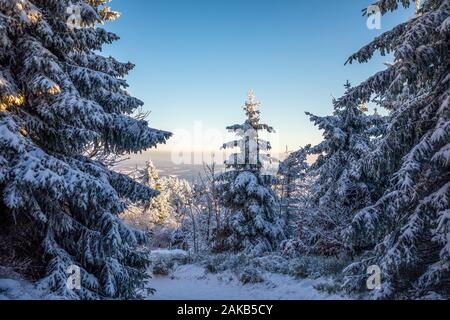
[277,145,311,236]
[121,161,172,231]
[0,1,170,299]
[213,90,285,255]
[137,161,170,225]
[340,0,450,299]
[300,82,385,256]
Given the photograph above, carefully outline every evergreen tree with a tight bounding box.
[340,0,450,299]
[139,161,170,225]
[300,82,385,256]
[277,145,311,236]
[122,161,171,231]
[0,0,170,299]
[214,90,285,255]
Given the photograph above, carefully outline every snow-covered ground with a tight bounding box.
[0,278,46,300]
[147,264,344,300]
[0,268,58,300]
[1,251,346,300]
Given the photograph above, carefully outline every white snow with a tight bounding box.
[146,264,344,301]
[1,260,345,300]
[150,249,189,258]
[0,276,58,300]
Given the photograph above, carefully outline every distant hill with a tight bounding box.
[115,150,317,181]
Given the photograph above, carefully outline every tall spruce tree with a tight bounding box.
[278,145,311,236]
[138,161,170,225]
[300,82,385,256]
[0,0,170,299]
[340,0,450,299]
[122,161,171,231]
[214,90,285,255]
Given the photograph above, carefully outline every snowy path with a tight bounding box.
[146,264,344,300]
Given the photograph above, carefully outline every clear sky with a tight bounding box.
[103,0,413,154]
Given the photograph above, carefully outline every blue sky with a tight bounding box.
[103,0,413,153]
